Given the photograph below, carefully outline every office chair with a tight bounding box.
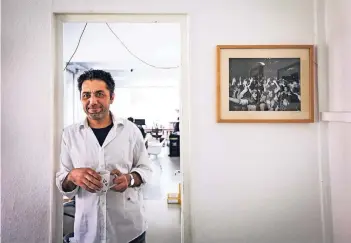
[63,200,75,242]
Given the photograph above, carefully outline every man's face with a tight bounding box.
[81,79,114,120]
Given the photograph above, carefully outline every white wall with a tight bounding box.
[1,1,327,243]
[325,0,351,111]
[0,0,2,240]
[324,0,351,243]
[2,0,53,242]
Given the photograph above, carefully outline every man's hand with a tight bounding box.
[66,168,103,193]
[110,169,130,192]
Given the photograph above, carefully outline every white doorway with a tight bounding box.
[52,14,190,243]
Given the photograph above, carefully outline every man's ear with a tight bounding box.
[110,93,115,104]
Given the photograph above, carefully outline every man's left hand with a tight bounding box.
[110,169,130,192]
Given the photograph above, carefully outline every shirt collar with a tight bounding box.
[79,111,124,129]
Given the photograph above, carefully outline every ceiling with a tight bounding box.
[67,61,180,87]
[63,23,181,86]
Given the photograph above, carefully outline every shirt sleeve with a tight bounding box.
[55,130,79,199]
[131,126,153,185]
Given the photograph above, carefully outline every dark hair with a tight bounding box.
[77,69,115,98]
[127,117,134,122]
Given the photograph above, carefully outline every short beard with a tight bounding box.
[85,106,108,120]
[88,112,105,120]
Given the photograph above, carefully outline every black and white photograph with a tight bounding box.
[217,45,314,123]
[228,58,301,112]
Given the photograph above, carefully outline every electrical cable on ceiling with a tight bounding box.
[64,22,180,71]
[105,23,179,69]
[64,23,88,71]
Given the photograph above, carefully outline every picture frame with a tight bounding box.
[216,45,315,123]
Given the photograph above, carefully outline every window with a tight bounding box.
[111,87,179,127]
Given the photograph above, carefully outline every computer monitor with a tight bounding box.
[134,119,146,126]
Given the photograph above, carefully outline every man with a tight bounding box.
[56,69,152,243]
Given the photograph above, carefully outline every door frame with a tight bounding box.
[51,14,191,243]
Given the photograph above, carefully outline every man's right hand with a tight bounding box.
[66,168,103,193]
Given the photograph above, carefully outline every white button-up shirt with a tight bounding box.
[56,115,153,243]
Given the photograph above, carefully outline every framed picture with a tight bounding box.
[216,45,315,123]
